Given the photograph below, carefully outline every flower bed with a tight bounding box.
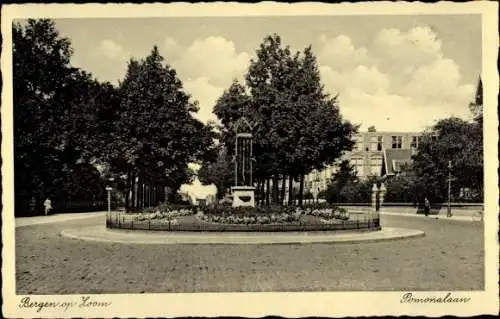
[126,203,197,223]
[198,205,302,224]
[106,203,381,232]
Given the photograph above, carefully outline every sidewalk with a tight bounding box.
[380,211,481,222]
[15,211,107,228]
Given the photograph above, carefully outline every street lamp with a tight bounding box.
[447,160,452,217]
[106,186,113,214]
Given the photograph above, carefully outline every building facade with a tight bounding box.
[305,131,422,194]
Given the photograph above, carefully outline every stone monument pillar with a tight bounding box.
[231,118,256,207]
[379,183,387,210]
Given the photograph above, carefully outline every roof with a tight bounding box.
[383,149,413,175]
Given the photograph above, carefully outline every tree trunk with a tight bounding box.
[280,175,287,205]
[265,178,271,206]
[153,184,157,206]
[272,175,279,204]
[255,179,261,206]
[288,175,294,205]
[136,176,141,210]
[125,170,131,213]
[131,171,136,212]
[298,174,305,207]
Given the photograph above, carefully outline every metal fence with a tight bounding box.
[106,212,381,232]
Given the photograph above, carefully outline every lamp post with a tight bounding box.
[447,160,452,217]
[106,186,113,214]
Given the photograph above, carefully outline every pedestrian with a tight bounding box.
[44,197,52,216]
[424,197,430,217]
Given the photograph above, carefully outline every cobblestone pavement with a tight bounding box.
[15,213,483,293]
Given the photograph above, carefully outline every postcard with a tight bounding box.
[2,1,498,317]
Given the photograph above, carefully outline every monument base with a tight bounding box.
[231,186,256,207]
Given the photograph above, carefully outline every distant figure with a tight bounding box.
[44,198,52,216]
[424,197,431,217]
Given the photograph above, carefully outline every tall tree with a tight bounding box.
[13,19,109,215]
[281,45,357,204]
[116,46,216,210]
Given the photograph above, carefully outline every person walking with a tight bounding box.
[424,197,431,217]
[44,197,52,216]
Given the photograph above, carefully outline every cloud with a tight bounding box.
[162,37,183,62]
[320,64,390,96]
[172,36,251,88]
[403,58,474,104]
[98,39,127,61]
[183,77,224,124]
[338,89,473,132]
[315,26,475,132]
[318,34,372,71]
[373,26,443,74]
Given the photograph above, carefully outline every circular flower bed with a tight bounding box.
[106,203,381,232]
[197,205,302,225]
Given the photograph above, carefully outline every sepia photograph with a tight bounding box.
[2,2,498,318]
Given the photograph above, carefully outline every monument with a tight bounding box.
[231,117,256,207]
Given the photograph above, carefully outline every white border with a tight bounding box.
[2,2,499,317]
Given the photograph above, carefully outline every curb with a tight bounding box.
[60,226,425,245]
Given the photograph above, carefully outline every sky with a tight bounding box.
[48,15,481,199]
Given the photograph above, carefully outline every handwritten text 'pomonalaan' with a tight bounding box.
[401,292,471,304]
[19,296,112,312]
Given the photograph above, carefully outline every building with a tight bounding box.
[305,131,422,194]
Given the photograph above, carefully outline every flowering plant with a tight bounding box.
[134,204,196,221]
[303,206,350,221]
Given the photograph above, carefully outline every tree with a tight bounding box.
[242,35,357,206]
[13,19,110,215]
[213,80,251,154]
[281,45,357,204]
[198,147,234,200]
[384,171,419,203]
[115,47,216,211]
[325,160,357,203]
[411,117,483,203]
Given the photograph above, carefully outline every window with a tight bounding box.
[350,157,364,176]
[371,136,383,151]
[370,157,383,176]
[353,135,363,151]
[392,136,402,149]
[410,136,421,149]
[377,136,383,151]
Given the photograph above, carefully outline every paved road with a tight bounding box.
[15,207,482,228]
[15,211,107,228]
[15,211,484,293]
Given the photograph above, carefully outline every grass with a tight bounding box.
[15,214,483,293]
